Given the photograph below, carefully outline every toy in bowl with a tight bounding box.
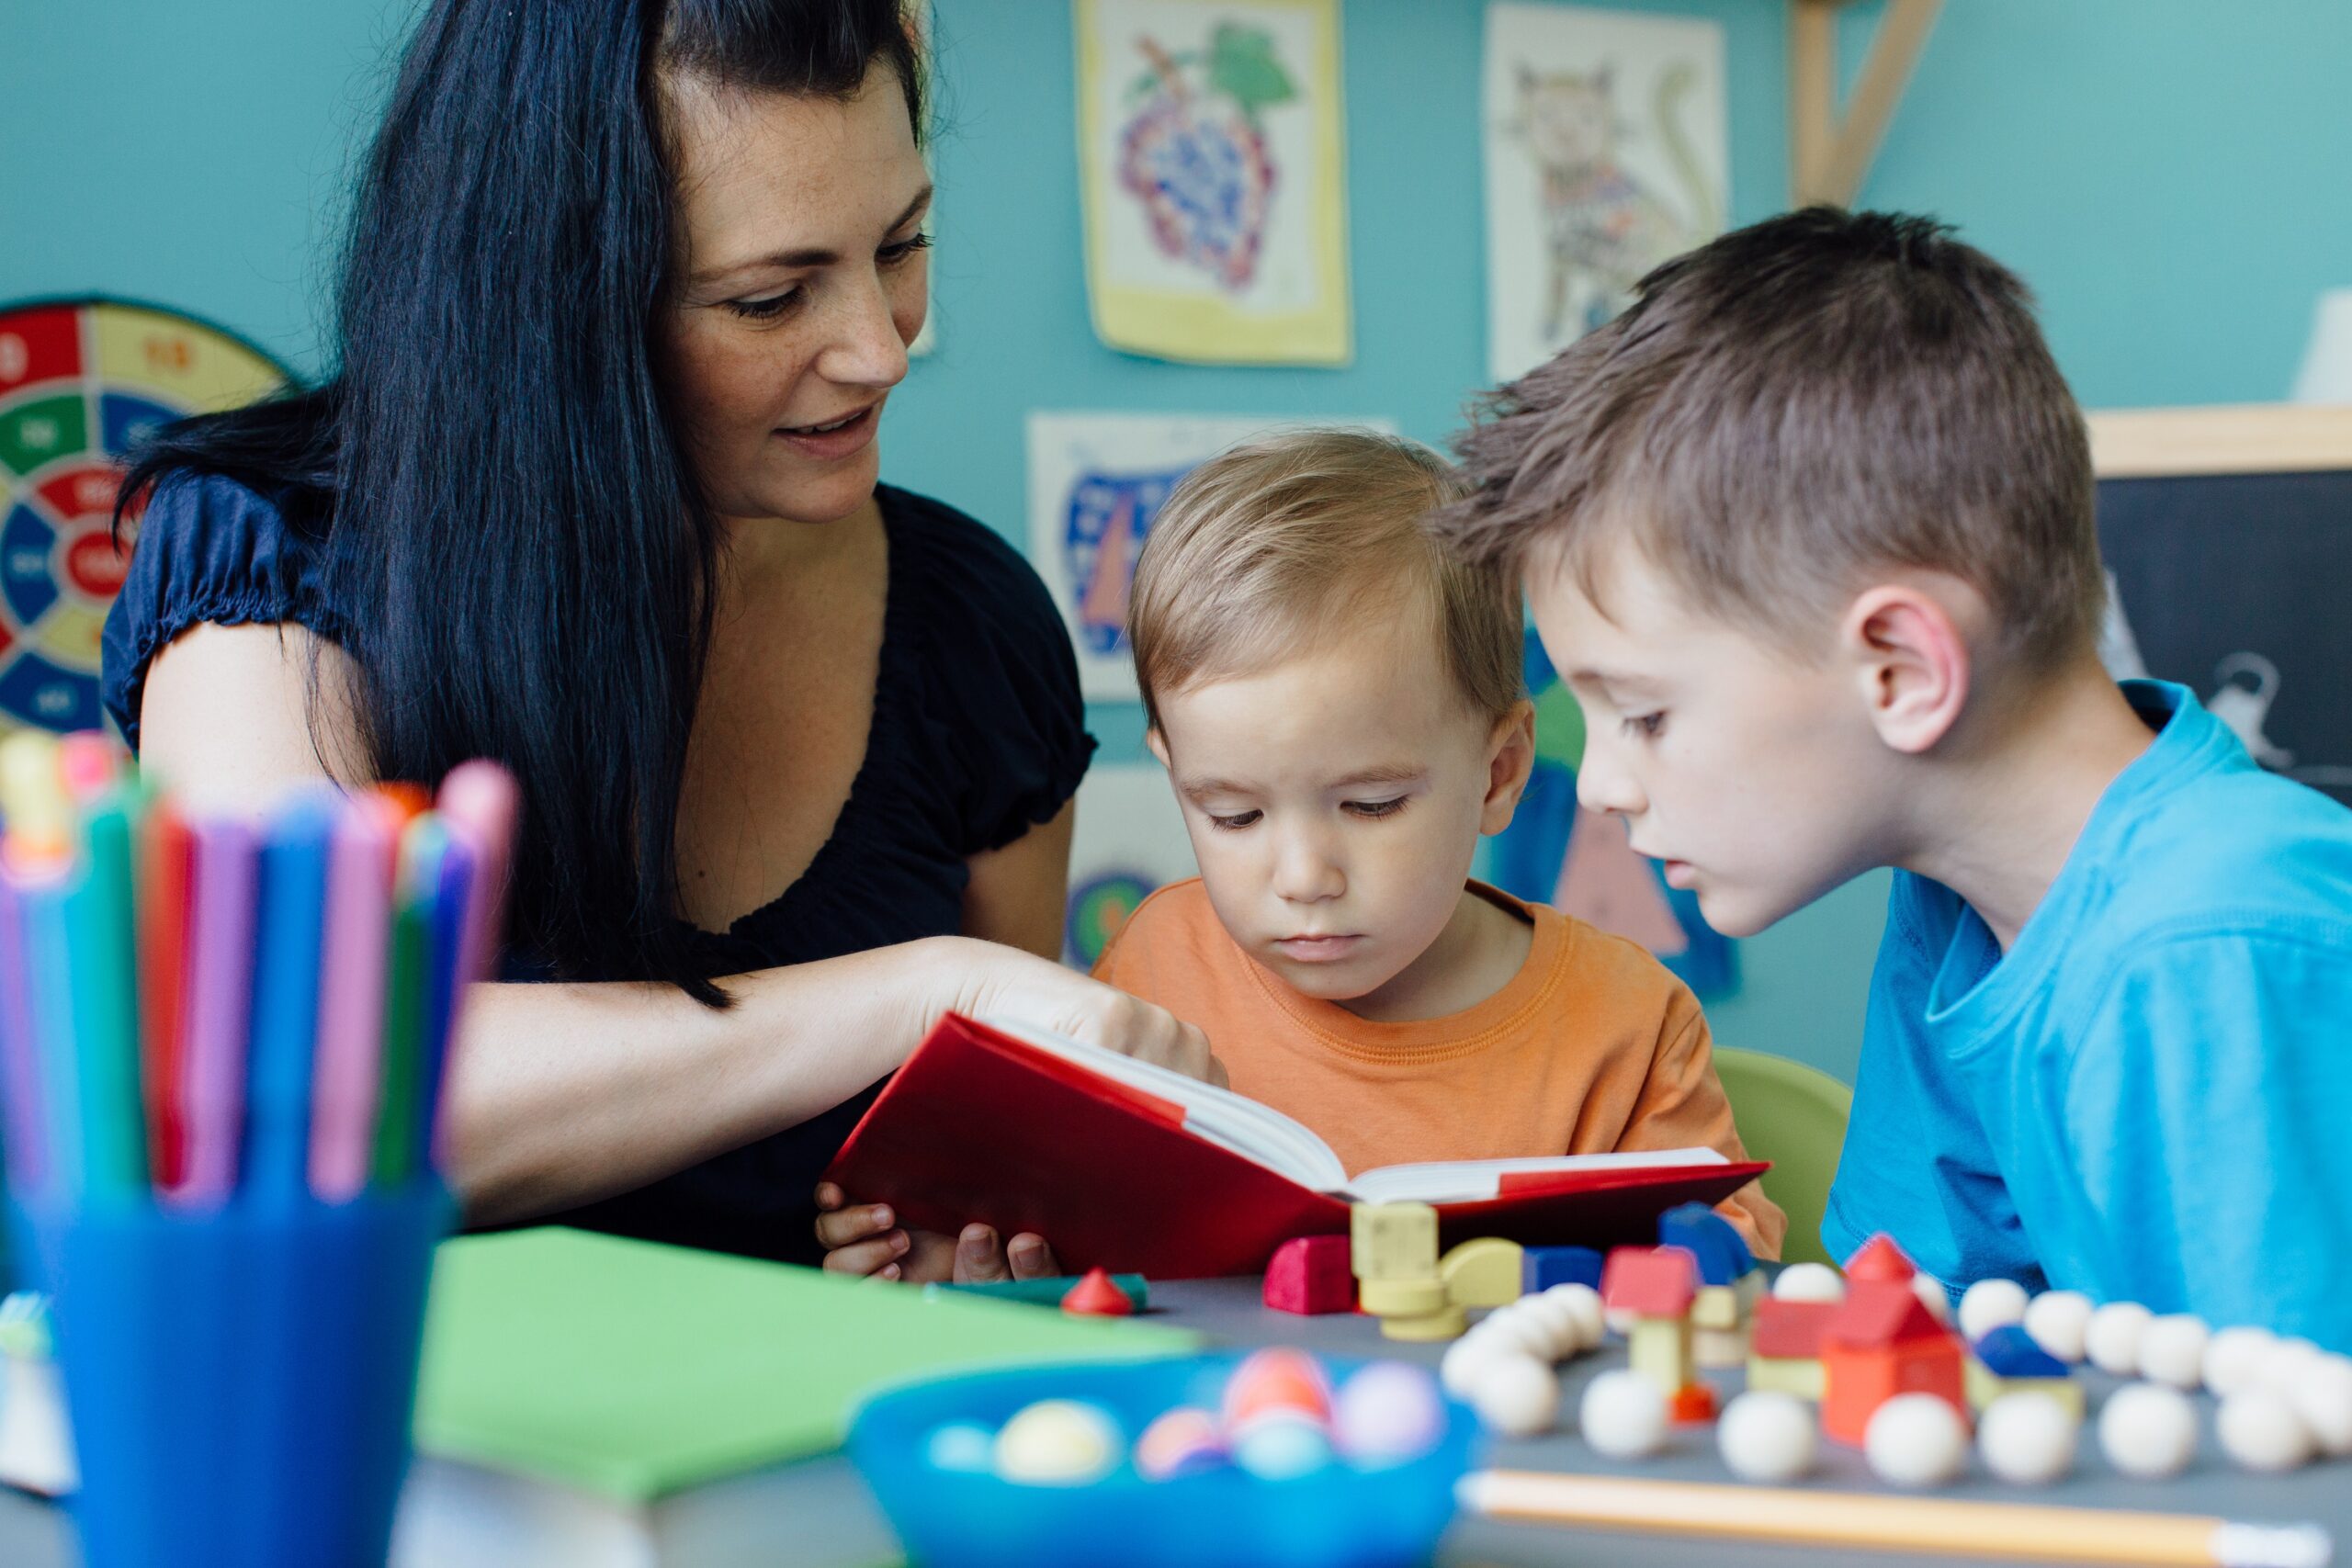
[847,1350,1480,1568]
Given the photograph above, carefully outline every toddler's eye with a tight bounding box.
[1207,810,1261,831]
[1344,797,1408,819]
[1622,712,1667,739]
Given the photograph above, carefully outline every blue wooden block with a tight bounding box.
[1522,1246,1604,1293]
[1975,1324,2067,1378]
[1658,1201,1753,1286]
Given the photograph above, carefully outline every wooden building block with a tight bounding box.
[1440,1237,1525,1309]
[1263,1235,1355,1315]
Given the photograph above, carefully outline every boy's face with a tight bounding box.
[1525,540,1898,939]
[1148,615,1532,1011]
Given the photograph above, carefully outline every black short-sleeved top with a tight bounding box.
[102,472,1095,1262]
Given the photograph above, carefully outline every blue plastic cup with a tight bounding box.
[8,1183,453,1568]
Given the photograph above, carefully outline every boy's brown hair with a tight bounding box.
[1129,428,1524,731]
[1438,208,2102,673]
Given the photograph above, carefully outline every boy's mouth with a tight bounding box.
[1274,934,1363,963]
[1661,859,1695,889]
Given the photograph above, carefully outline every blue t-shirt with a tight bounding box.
[1823,681,2352,1349]
[102,472,1096,1264]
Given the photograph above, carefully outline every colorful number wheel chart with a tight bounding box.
[0,299,287,735]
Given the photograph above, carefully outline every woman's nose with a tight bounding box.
[817,273,910,390]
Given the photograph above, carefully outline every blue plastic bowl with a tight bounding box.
[847,1352,1481,1568]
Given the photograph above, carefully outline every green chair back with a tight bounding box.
[1712,1046,1854,1266]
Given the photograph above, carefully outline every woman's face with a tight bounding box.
[659,65,929,526]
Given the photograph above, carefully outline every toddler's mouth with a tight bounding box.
[1275,934,1363,963]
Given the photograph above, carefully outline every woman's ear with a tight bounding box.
[1840,577,1977,756]
[1480,699,1539,835]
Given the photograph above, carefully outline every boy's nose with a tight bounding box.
[1576,741,1647,819]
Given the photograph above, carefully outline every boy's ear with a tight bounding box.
[1146,728,1170,769]
[1480,699,1540,836]
[1840,579,1975,755]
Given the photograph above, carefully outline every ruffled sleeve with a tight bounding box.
[100,471,341,750]
[881,485,1097,856]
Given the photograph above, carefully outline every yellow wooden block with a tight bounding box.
[1963,1358,2085,1418]
[1378,1304,1467,1342]
[1439,1237,1524,1309]
[1357,1276,1447,1316]
[1627,1316,1693,1393]
[1351,1201,1439,1281]
[1691,1285,1739,1330]
[1746,1356,1826,1400]
[1694,1325,1750,1369]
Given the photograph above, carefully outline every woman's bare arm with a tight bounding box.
[137,623,1215,1224]
[961,799,1076,960]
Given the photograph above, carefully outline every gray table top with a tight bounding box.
[2,1275,2345,1567]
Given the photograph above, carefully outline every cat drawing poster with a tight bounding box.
[1075,0,1351,365]
[1027,412,1396,698]
[1483,2,1729,382]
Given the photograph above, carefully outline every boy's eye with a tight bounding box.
[1207,809,1261,831]
[726,288,802,321]
[1344,796,1408,819]
[1622,712,1667,739]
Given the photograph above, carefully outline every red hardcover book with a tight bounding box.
[824,1013,1770,1279]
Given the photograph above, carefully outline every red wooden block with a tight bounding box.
[1668,1382,1719,1425]
[1061,1267,1135,1316]
[1262,1235,1356,1315]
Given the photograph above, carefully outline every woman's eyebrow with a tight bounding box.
[691,185,933,284]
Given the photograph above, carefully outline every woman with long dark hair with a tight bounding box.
[101,0,1212,1274]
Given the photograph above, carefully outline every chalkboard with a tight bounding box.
[2091,407,2352,806]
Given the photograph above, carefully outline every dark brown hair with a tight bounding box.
[1439,208,2101,672]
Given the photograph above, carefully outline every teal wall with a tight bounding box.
[7,1,2346,1083]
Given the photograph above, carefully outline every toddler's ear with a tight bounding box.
[1145,728,1170,768]
[1480,699,1539,835]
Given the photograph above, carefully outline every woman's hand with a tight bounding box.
[907,935,1225,1087]
[814,1183,1059,1283]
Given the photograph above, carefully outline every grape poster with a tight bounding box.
[1074,0,1351,365]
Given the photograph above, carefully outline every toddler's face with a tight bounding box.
[1525,539,1898,938]
[1149,617,1529,1012]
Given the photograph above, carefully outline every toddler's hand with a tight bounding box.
[815,1182,1060,1283]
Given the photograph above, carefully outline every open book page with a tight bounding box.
[1345,1148,1728,1205]
[981,1017,1351,1191]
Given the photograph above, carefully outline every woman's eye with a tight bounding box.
[1207,810,1261,831]
[726,289,801,321]
[880,231,933,265]
[1622,712,1667,739]
[1345,797,1408,819]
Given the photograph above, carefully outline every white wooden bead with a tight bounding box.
[2020,1290,2093,1363]
[1717,1391,1817,1483]
[2200,1326,2277,1397]
[2137,1314,2210,1390]
[2216,1388,2312,1472]
[1910,1273,1952,1324]
[2288,1354,2352,1458]
[1864,1393,1970,1487]
[1542,1283,1605,1354]
[1771,1262,1845,1303]
[2098,1382,2197,1479]
[1977,1393,2078,1485]
[1579,1369,1668,1459]
[1441,1333,1508,1399]
[2084,1302,2153,1377]
[1957,1278,2030,1345]
[1469,1353,1561,1438]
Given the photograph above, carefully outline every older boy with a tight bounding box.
[1440,208,2352,1346]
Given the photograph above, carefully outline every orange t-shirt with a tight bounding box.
[1093,878,1785,1259]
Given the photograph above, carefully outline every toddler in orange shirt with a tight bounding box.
[817,429,1780,1278]
[1096,428,1779,1257]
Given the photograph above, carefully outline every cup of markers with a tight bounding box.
[0,731,516,1568]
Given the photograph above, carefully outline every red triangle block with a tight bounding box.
[1060,1267,1136,1316]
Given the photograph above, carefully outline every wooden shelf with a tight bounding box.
[2088,405,2352,479]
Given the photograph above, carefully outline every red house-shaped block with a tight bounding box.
[1600,1246,1699,1317]
[1819,1280,1965,1445]
[1843,1233,1917,1284]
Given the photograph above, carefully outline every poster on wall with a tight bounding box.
[1027,411,1396,700]
[1482,2,1729,384]
[1064,759,1199,970]
[0,299,287,737]
[1074,0,1351,366]
[1482,630,1736,998]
